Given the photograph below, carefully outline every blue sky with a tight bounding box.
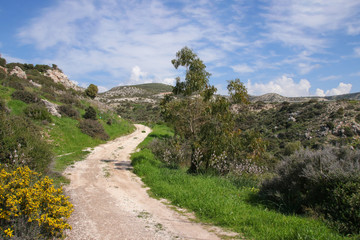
[0,0,360,96]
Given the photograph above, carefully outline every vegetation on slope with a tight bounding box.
[131,125,353,240]
[0,56,134,238]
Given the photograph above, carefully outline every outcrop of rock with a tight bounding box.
[41,99,61,117]
[0,66,8,74]
[44,69,83,91]
[10,66,27,79]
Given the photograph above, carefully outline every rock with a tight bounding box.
[29,80,42,88]
[10,66,27,79]
[44,69,83,91]
[0,66,7,74]
[41,99,61,117]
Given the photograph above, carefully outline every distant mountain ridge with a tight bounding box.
[250,92,360,102]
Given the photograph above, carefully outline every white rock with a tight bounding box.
[10,66,27,79]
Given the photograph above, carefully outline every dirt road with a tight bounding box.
[64,124,234,240]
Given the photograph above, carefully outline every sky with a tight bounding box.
[0,0,360,96]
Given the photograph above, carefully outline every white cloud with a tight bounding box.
[264,1,360,51]
[324,82,352,96]
[129,66,150,84]
[98,86,108,93]
[231,64,254,73]
[320,75,341,81]
[298,63,320,75]
[246,75,311,97]
[16,0,252,88]
[354,47,360,57]
[315,88,326,97]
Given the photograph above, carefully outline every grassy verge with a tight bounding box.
[49,116,134,173]
[131,125,356,240]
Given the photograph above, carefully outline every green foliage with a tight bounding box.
[85,84,98,99]
[116,102,161,124]
[130,127,349,240]
[0,68,6,80]
[11,90,39,104]
[78,119,109,140]
[227,78,249,104]
[34,64,51,73]
[0,56,6,67]
[83,106,97,120]
[260,147,360,235]
[355,114,360,124]
[171,46,211,95]
[23,103,52,122]
[6,63,24,71]
[284,141,302,156]
[0,113,53,172]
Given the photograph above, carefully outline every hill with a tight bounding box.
[250,92,360,102]
[0,58,134,179]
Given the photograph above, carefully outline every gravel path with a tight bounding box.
[64,124,237,240]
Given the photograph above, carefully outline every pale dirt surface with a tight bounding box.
[64,124,239,240]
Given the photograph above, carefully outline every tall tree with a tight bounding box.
[85,84,98,99]
[227,78,249,104]
[171,46,211,96]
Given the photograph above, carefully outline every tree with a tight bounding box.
[227,78,249,104]
[83,106,97,120]
[85,84,98,99]
[171,46,211,96]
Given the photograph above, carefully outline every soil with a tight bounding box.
[64,124,239,240]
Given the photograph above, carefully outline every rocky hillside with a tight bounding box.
[250,92,360,102]
[98,83,173,107]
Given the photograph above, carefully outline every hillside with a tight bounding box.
[250,92,360,102]
[0,58,134,177]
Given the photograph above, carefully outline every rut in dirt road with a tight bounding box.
[64,124,235,240]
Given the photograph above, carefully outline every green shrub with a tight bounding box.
[34,64,51,73]
[284,141,302,156]
[78,119,109,140]
[0,57,6,67]
[0,68,6,80]
[24,103,52,122]
[58,93,80,106]
[356,114,360,124]
[0,113,53,172]
[11,90,39,104]
[260,146,360,234]
[83,106,97,120]
[85,84,98,99]
[58,104,79,119]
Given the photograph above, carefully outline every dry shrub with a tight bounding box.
[79,119,109,140]
[58,104,80,119]
[260,146,360,234]
[11,90,39,104]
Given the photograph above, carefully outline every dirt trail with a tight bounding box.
[64,124,236,240]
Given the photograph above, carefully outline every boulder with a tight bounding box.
[10,66,27,79]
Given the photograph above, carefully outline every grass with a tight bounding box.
[49,116,134,172]
[131,125,357,240]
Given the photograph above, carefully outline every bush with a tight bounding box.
[85,84,98,99]
[0,57,6,67]
[356,114,360,124]
[58,104,80,119]
[24,103,52,122]
[0,114,53,172]
[284,141,302,156]
[260,146,360,234]
[0,166,73,239]
[79,119,109,140]
[0,68,6,80]
[58,93,80,106]
[34,64,51,73]
[11,90,39,104]
[83,106,97,120]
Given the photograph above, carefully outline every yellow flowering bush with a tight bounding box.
[0,165,73,239]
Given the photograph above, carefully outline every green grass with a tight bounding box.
[7,100,27,115]
[131,125,357,240]
[49,116,134,172]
